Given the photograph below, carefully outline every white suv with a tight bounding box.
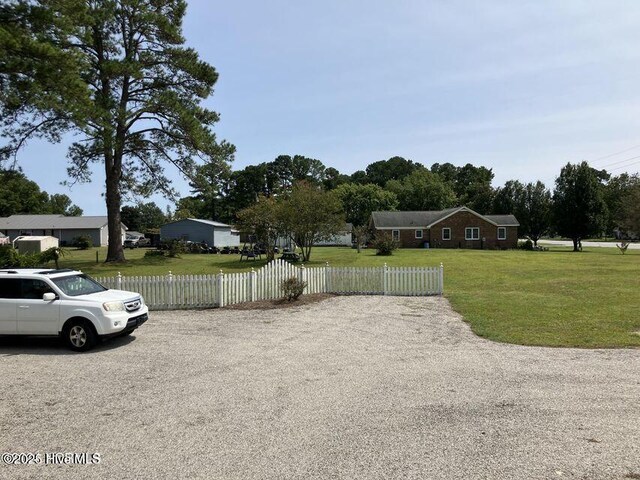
[0,269,149,351]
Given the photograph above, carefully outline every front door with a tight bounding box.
[0,278,19,334]
[16,279,60,335]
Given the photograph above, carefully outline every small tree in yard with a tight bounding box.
[352,225,369,253]
[281,181,345,262]
[236,196,284,262]
[281,276,306,301]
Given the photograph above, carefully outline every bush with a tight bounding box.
[0,245,41,268]
[518,239,534,250]
[72,235,93,250]
[162,239,187,258]
[281,276,307,301]
[373,232,399,256]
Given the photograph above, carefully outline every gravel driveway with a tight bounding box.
[1,296,639,480]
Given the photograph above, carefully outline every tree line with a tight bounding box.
[177,155,639,252]
[0,169,83,217]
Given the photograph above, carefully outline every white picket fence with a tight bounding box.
[95,259,443,311]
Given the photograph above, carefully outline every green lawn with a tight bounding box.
[60,246,640,348]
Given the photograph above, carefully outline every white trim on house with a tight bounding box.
[465,227,480,240]
[442,227,451,241]
[392,229,400,241]
[497,227,507,240]
[415,229,423,239]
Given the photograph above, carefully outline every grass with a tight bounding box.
[59,245,640,348]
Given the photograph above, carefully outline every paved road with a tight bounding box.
[1,296,639,479]
[538,239,640,249]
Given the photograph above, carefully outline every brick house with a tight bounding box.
[369,207,519,249]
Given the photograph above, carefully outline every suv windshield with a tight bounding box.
[52,274,107,297]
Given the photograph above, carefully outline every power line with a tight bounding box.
[608,159,640,172]
[589,143,640,164]
[596,154,640,169]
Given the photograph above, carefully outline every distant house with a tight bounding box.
[0,214,127,247]
[160,218,240,247]
[315,223,354,246]
[370,207,519,249]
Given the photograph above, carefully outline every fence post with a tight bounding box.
[325,261,330,293]
[116,271,122,290]
[383,263,388,295]
[217,269,225,307]
[299,264,306,289]
[439,263,444,296]
[167,271,174,308]
[249,268,256,302]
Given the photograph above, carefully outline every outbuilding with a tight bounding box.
[160,218,240,247]
[0,214,127,247]
[15,236,60,254]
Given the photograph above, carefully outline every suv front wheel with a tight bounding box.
[63,319,97,352]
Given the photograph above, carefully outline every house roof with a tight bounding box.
[0,214,119,230]
[370,208,460,228]
[371,207,519,228]
[484,215,520,226]
[162,218,232,228]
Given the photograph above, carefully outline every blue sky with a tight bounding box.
[12,0,640,215]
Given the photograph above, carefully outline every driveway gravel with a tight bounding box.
[0,296,639,479]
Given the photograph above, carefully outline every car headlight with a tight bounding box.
[103,301,125,312]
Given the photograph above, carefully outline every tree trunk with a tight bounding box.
[105,161,125,262]
[572,237,579,252]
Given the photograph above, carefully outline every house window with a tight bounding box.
[442,228,451,240]
[415,229,423,239]
[497,227,507,240]
[465,227,480,240]
[392,229,400,241]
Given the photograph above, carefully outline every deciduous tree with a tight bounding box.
[280,182,344,262]
[553,162,608,251]
[333,183,398,227]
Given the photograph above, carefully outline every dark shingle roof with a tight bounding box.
[484,215,520,226]
[371,208,519,228]
[371,208,459,228]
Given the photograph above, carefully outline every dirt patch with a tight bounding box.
[223,293,336,310]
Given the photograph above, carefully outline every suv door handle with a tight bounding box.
[18,306,29,309]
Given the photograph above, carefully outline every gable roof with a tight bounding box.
[371,207,519,228]
[0,214,118,230]
[484,215,520,226]
[162,218,232,228]
[371,208,459,228]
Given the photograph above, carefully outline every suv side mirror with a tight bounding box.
[43,292,57,301]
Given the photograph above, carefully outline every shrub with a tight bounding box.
[0,245,41,268]
[72,235,93,250]
[373,232,399,256]
[162,239,187,258]
[518,239,534,251]
[281,276,307,301]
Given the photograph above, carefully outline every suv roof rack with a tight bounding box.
[35,269,76,275]
[0,270,18,274]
